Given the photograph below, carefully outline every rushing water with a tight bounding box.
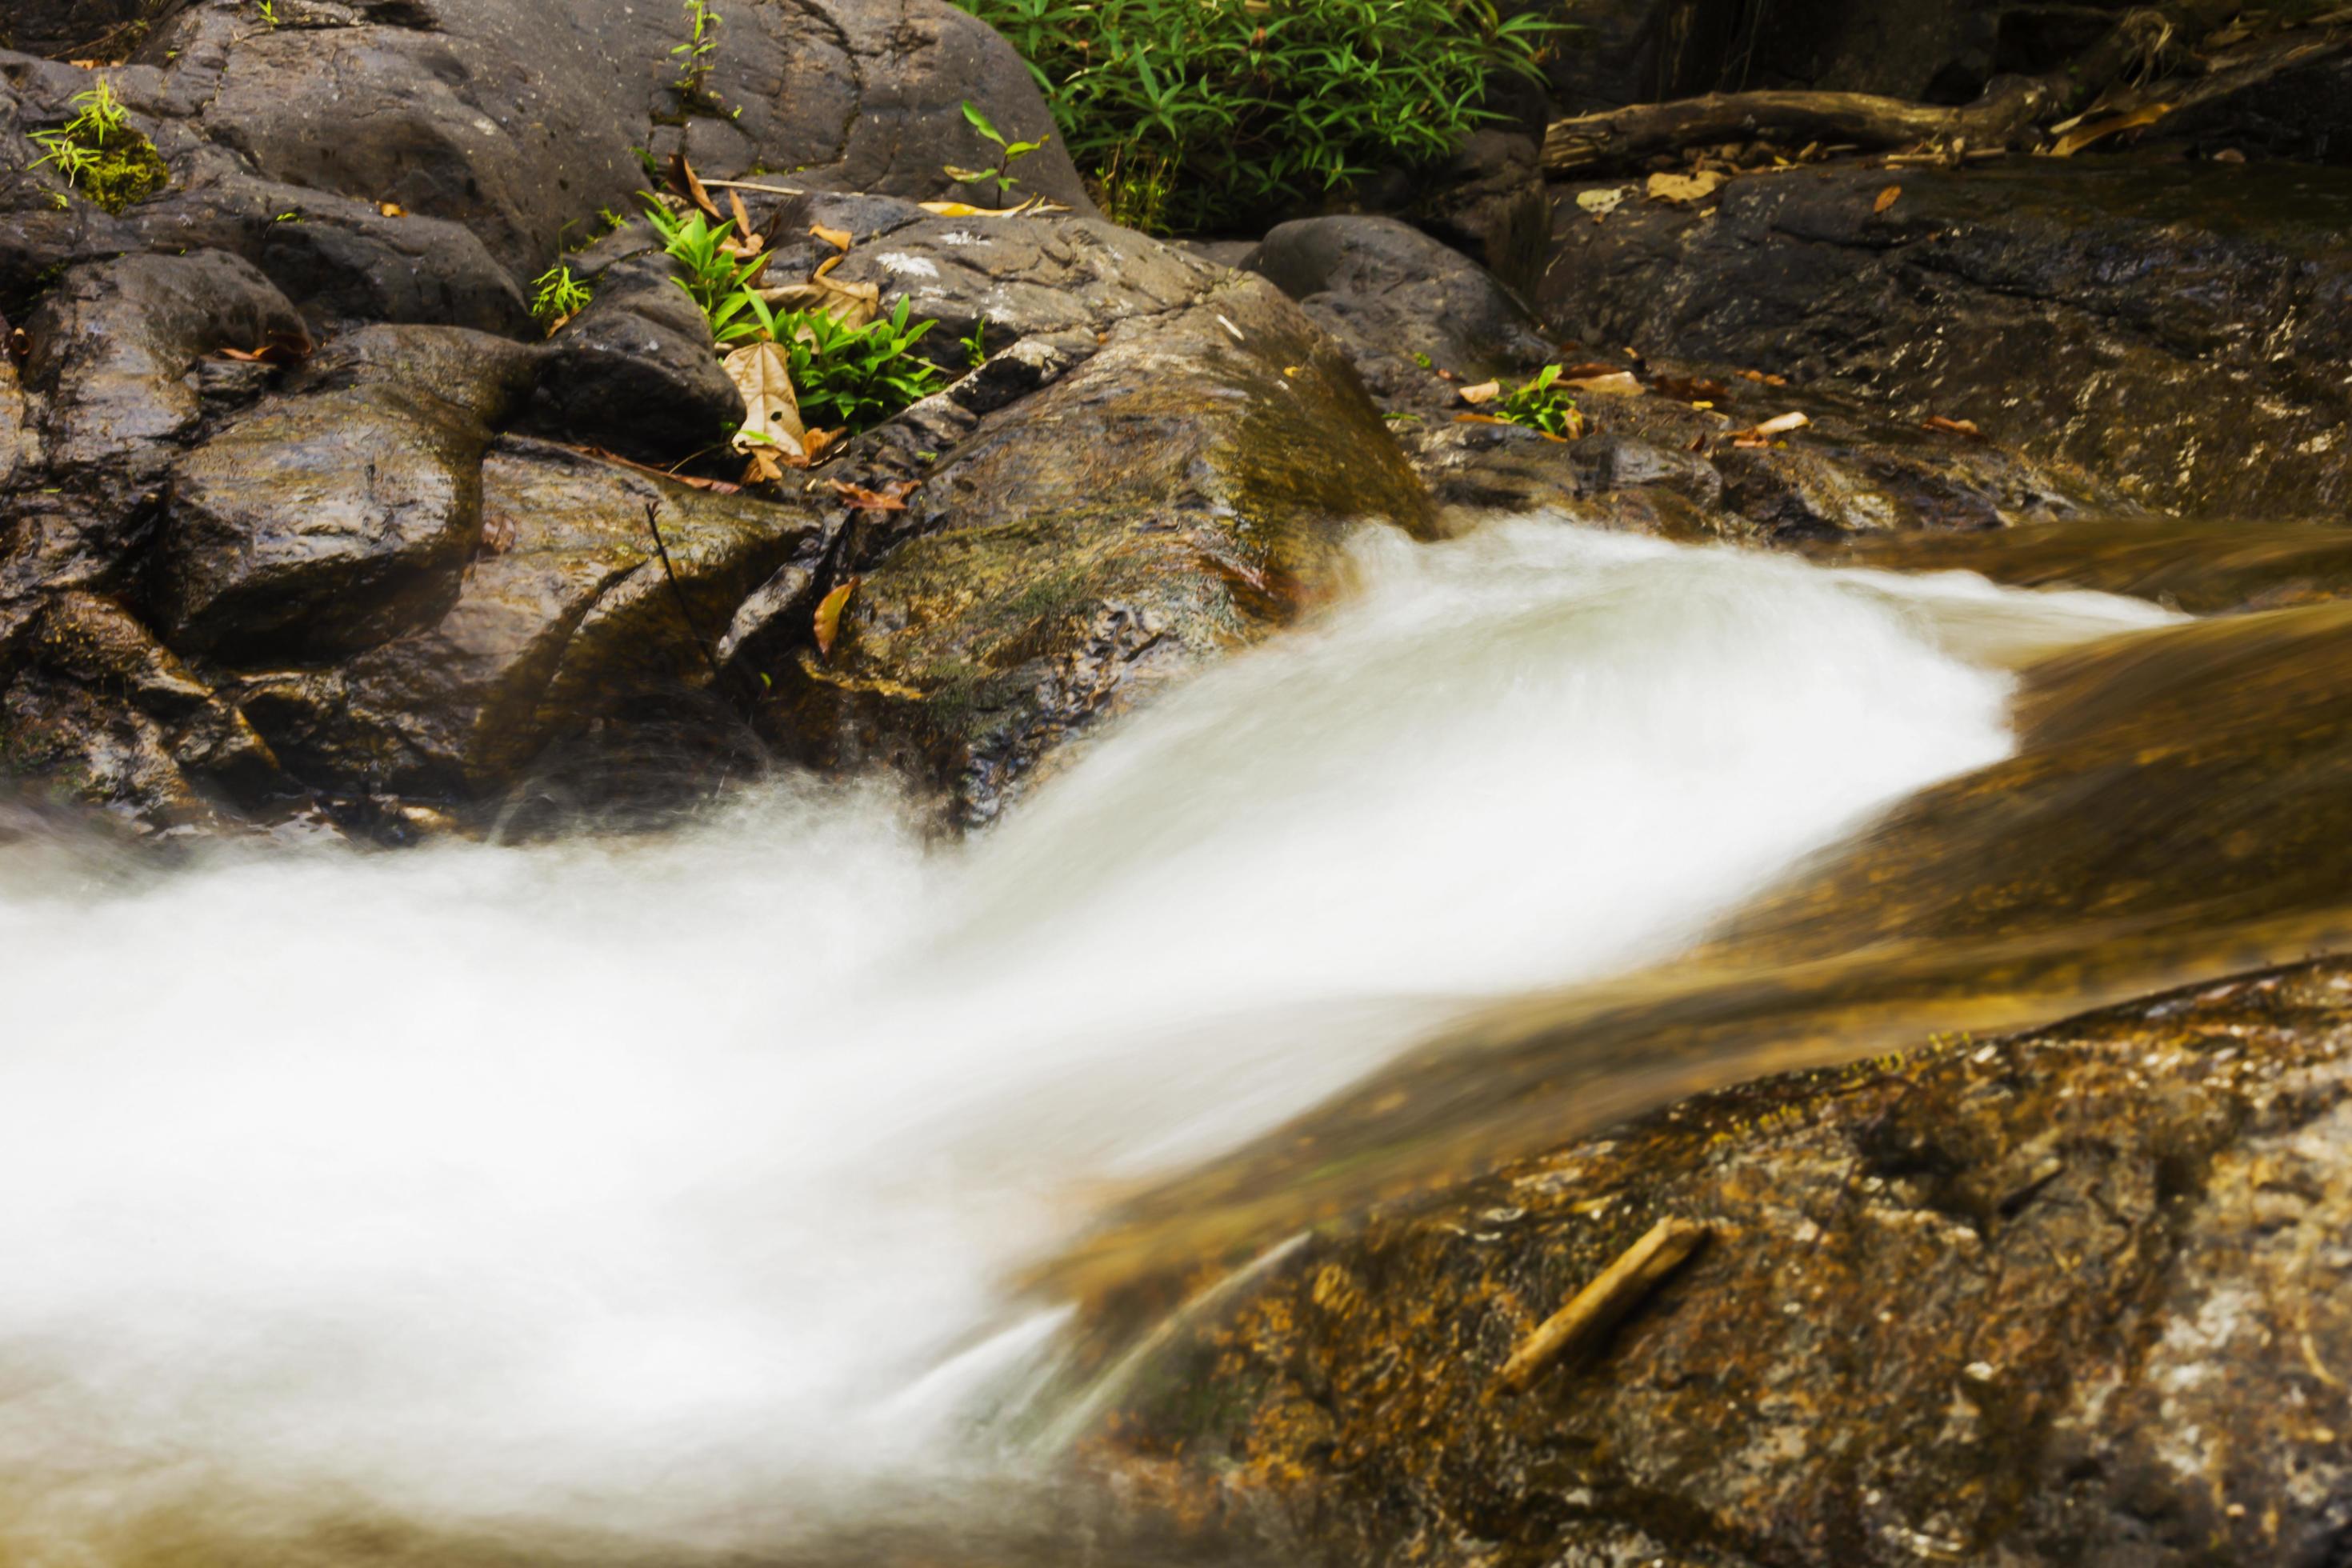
[0,518,2174,1561]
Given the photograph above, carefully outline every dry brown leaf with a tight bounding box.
[724,341,808,461]
[1576,186,1631,218]
[1646,170,1726,205]
[378,201,406,218]
[814,578,859,658]
[742,445,786,485]
[214,330,314,366]
[1459,380,1502,406]
[1922,414,1987,441]
[828,478,919,511]
[1652,374,1731,402]
[2050,104,2172,158]
[727,189,755,240]
[1727,410,1810,446]
[810,222,854,251]
[670,153,722,219]
[759,270,879,331]
[1737,369,1790,387]
[1874,184,1902,214]
[1566,371,1642,396]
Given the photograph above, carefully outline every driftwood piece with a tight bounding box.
[1542,9,2350,175]
[1496,1217,1710,1394]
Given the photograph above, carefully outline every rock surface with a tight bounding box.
[1542,160,2352,522]
[1100,959,2352,1568]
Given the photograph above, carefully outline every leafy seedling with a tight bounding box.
[530,264,594,332]
[944,101,1050,202]
[1492,365,1582,439]
[30,80,168,214]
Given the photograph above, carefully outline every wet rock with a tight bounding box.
[154,379,494,660]
[1100,958,2352,1568]
[230,438,824,802]
[120,0,1087,289]
[0,591,279,827]
[1541,161,2352,520]
[522,254,738,462]
[768,275,1435,824]
[1248,215,1553,400]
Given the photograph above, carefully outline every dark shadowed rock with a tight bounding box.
[1542,160,2352,520]
[228,438,825,801]
[1248,214,1552,398]
[522,254,738,462]
[1099,958,2352,1568]
[0,591,279,827]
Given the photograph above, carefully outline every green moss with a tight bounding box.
[78,133,169,214]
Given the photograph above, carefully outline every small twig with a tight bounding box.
[698,178,811,197]
[1496,1218,1710,1394]
[642,500,728,686]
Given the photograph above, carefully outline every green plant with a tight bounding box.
[1492,363,1578,438]
[961,315,990,369]
[1094,139,1175,233]
[775,298,946,430]
[673,0,723,109]
[254,0,279,24]
[948,0,1554,232]
[943,101,1050,202]
[642,199,772,340]
[29,80,168,215]
[530,264,594,330]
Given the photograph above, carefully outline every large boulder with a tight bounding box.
[1541,161,2352,521]
[1098,958,2352,1568]
[754,202,1438,823]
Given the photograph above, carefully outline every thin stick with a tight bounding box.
[642,501,727,686]
[1496,1218,1710,1394]
[698,178,810,197]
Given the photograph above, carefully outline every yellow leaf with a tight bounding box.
[2050,103,2172,158]
[1874,184,1902,214]
[378,202,406,218]
[810,222,853,251]
[814,578,859,658]
[1565,371,1642,396]
[1459,380,1502,406]
[1646,170,1725,205]
[723,341,807,460]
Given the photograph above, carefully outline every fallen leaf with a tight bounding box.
[213,330,314,366]
[670,152,722,219]
[1726,410,1810,446]
[1738,369,1790,387]
[2050,103,2173,158]
[1453,413,1509,426]
[1560,362,1626,380]
[1566,371,1642,396]
[1646,170,1726,205]
[723,340,808,460]
[814,578,859,658]
[1576,186,1630,218]
[742,445,785,484]
[759,269,879,330]
[810,222,854,251]
[1874,184,1902,214]
[378,201,406,218]
[828,478,918,511]
[1459,380,1502,406]
[1922,414,1988,441]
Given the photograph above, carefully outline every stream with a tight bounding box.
[0,517,2177,1562]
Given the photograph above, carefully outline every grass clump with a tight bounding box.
[949,0,1553,232]
[30,81,168,214]
[643,199,946,434]
[530,264,594,331]
[1491,363,1580,438]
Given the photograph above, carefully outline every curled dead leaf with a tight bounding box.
[1922,414,1988,441]
[810,222,854,251]
[1566,371,1642,396]
[1874,185,1902,214]
[670,153,723,220]
[814,578,860,658]
[1737,369,1790,387]
[1459,380,1502,406]
[724,340,808,461]
[2050,104,2173,158]
[378,202,406,218]
[1728,410,1810,447]
[828,478,919,512]
[1576,186,1630,218]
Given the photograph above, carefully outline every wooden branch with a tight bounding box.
[1539,7,2238,174]
[1496,1218,1710,1394]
